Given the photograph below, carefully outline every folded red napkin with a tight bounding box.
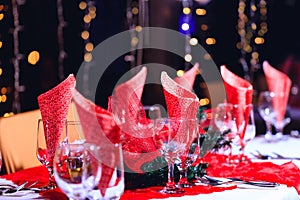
[110,66,160,173]
[220,65,253,139]
[174,62,199,91]
[161,71,199,119]
[263,61,292,122]
[72,88,121,197]
[37,74,76,163]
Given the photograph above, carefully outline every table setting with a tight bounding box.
[0,62,300,200]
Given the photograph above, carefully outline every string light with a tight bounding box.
[11,0,26,113]
[80,0,96,97]
[57,0,67,81]
[237,0,267,83]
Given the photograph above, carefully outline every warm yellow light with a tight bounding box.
[89,6,96,13]
[183,7,191,15]
[252,52,259,59]
[201,24,208,31]
[189,38,198,46]
[1,95,7,102]
[135,26,142,32]
[244,45,252,53]
[84,15,91,23]
[177,70,184,77]
[79,2,87,10]
[89,12,96,19]
[0,5,4,11]
[81,31,89,40]
[84,53,92,62]
[254,37,264,44]
[184,54,192,62]
[206,37,216,45]
[28,51,40,65]
[1,87,7,94]
[196,8,206,16]
[251,5,257,12]
[132,7,139,15]
[85,42,94,52]
[131,37,139,46]
[3,112,14,117]
[199,98,210,106]
[0,68,2,76]
[0,41,2,48]
[236,42,242,49]
[0,13,4,21]
[181,23,189,31]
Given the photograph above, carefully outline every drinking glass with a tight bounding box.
[53,143,101,200]
[257,91,277,141]
[153,118,191,194]
[243,104,256,143]
[214,103,245,163]
[0,149,2,173]
[36,119,67,190]
[178,119,199,188]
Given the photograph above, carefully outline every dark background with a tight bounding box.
[0,0,300,116]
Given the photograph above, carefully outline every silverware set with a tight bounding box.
[251,150,300,160]
[0,180,40,195]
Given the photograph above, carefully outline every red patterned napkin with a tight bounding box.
[263,61,292,122]
[202,153,300,194]
[220,65,253,139]
[72,88,121,197]
[37,74,76,163]
[174,62,199,91]
[110,66,160,173]
[161,71,199,119]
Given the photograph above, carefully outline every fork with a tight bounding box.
[1,181,28,194]
[271,152,300,160]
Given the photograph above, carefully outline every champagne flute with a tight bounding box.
[153,118,191,194]
[53,143,101,200]
[36,119,67,190]
[257,91,277,142]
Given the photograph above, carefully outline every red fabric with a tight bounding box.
[72,89,121,196]
[37,74,76,162]
[161,71,199,119]
[174,62,199,91]
[220,65,253,139]
[263,61,292,122]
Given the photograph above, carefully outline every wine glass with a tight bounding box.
[153,118,191,194]
[214,103,246,164]
[36,119,67,190]
[178,119,199,188]
[53,143,101,200]
[257,91,277,141]
[243,104,256,143]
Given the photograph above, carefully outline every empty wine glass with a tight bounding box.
[153,118,191,194]
[36,119,67,190]
[53,143,101,200]
[214,103,246,164]
[243,104,256,143]
[257,91,276,141]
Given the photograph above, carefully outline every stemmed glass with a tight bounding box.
[214,103,245,164]
[178,119,199,188]
[36,119,67,190]
[53,143,101,200]
[0,149,2,173]
[243,104,256,144]
[257,91,277,141]
[153,118,191,194]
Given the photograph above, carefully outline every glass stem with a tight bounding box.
[166,163,176,189]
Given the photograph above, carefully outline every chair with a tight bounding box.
[0,102,78,174]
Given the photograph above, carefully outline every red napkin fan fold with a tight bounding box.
[72,88,121,197]
[174,63,200,91]
[263,61,292,122]
[220,65,253,139]
[110,66,160,173]
[37,74,76,162]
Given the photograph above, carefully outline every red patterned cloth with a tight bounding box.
[37,74,76,163]
[220,65,253,139]
[174,62,199,91]
[263,61,292,122]
[161,71,199,119]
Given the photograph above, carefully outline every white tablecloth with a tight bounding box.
[151,136,300,200]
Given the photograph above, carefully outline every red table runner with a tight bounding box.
[1,153,300,199]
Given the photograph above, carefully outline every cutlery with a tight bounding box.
[203,175,280,188]
[251,150,300,160]
[271,152,300,160]
[0,181,28,195]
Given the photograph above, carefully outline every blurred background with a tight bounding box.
[0,0,300,116]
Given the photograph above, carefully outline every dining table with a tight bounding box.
[0,135,300,200]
